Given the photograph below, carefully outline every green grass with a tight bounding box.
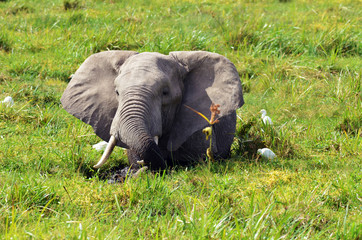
[1,0,361,238]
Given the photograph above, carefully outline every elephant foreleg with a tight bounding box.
[213,112,237,159]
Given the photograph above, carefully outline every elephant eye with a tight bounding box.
[115,89,119,96]
[162,87,169,96]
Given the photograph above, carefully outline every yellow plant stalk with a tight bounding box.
[184,103,221,162]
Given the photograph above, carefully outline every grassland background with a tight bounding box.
[0,0,361,239]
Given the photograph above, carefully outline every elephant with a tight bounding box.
[61,50,244,171]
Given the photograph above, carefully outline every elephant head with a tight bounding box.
[61,50,244,170]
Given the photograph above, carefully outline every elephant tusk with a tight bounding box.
[153,136,159,145]
[137,160,145,165]
[93,135,117,169]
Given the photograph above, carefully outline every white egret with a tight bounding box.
[257,148,276,160]
[92,141,108,151]
[2,96,14,107]
[260,109,273,125]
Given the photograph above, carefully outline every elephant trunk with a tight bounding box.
[113,91,166,170]
[136,135,166,170]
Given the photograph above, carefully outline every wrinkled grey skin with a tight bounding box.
[61,51,244,170]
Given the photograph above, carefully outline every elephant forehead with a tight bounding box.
[118,64,180,88]
[123,53,177,72]
[132,52,167,61]
[117,68,168,88]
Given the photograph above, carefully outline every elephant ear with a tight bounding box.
[167,51,244,151]
[61,50,138,146]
